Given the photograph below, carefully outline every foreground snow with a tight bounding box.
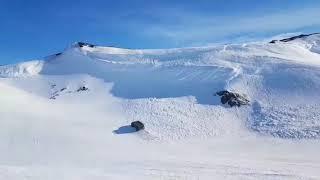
[1,34,320,179]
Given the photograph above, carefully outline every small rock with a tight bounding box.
[77,86,88,92]
[131,121,145,131]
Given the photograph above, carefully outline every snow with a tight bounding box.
[0,60,43,77]
[1,33,320,179]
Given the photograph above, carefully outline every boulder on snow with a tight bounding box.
[131,121,144,131]
[215,90,250,107]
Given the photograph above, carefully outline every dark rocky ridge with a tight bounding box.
[76,42,96,48]
[269,33,320,43]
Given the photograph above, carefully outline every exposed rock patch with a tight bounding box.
[215,90,250,107]
[76,42,95,48]
[77,86,89,92]
[49,85,89,100]
[269,33,320,43]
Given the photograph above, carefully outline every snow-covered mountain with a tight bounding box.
[1,34,320,179]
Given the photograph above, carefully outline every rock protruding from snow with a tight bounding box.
[215,90,250,107]
[75,42,95,48]
[269,33,320,43]
[77,86,89,92]
[131,121,145,131]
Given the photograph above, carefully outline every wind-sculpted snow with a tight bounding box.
[122,97,248,140]
[245,63,320,138]
[251,102,320,138]
[0,60,43,77]
[1,34,320,179]
[1,34,320,140]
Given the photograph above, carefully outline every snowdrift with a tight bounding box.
[1,34,320,140]
[2,34,320,179]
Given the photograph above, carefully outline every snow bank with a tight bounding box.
[0,33,320,141]
[1,33,320,179]
[0,60,44,77]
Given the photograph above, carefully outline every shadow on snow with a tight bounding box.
[113,125,137,134]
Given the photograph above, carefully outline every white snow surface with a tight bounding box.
[1,34,320,179]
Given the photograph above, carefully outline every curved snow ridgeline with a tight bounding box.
[1,34,320,140]
[0,60,44,77]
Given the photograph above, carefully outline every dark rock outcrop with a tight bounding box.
[77,86,89,92]
[269,33,320,43]
[269,40,277,44]
[215,90,250,107]
[76,42,95,48]
[131,121,144,131]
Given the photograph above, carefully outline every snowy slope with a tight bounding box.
[1,34,320,179]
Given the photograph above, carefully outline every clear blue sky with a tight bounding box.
[1,0,320,64]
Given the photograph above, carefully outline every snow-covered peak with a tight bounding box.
[51,33,320,62]
[71,41,96,48]
[1,33,320,78]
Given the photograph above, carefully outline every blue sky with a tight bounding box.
[1,0,320,64]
